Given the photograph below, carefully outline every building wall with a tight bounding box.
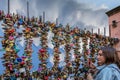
[108,11,120,51]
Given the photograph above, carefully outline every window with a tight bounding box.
[112,20,117,28]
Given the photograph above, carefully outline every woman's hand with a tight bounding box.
[87,73,93,80]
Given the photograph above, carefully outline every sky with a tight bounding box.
[0,0,120,74]
[0,0,120,35]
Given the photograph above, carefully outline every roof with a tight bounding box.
[106,6,120,17]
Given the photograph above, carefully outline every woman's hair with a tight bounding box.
[99,46,120,68]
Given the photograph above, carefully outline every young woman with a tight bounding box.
[87,46,120,80]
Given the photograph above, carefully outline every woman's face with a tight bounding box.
[97,50,106,66]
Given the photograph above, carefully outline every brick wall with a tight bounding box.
[108,11,120,51]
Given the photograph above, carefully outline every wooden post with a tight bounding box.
[27,1,29,18]
[43,11,45,23]
[56,18,58,26]
[98,28,100,35]
[8,0,10,14]
[104,27,106,36]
